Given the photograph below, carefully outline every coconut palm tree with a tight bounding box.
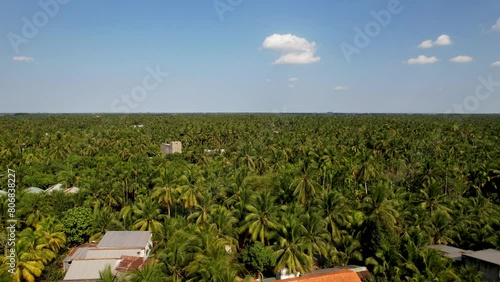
[132,197,165,233]
[273,213,313,275]
[290,157,319,207]
[152,166,179,217]
[127,261,166,282]
[34,217,66,253]
[90,208,124,242]
[241,191,280,244]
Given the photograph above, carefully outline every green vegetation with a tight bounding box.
[0,114,499,281]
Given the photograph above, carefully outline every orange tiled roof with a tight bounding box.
[283,270,362,282]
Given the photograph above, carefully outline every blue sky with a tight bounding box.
[1,0,499,113]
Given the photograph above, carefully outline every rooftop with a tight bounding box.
[97,231,152,249]
[64,186,80,194]
[85,248,144,259]
[25,187,43,194]
[463,249,500,266]
[64,243,97,262]
[282,270,361,282]
[428,245,472,261]
[63,259,119,281]
[45,183,64,193]
[115,256,150,272]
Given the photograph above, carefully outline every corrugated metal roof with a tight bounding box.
[64,243,97,262]
[64,247,90,262]
[428,244,472,261]
[85,248,143,259]
[63,259,119,281]
[463,249,500,266]
[115,256,150,272]
[64,187,80,194]
[45,183,64,193]
[97,231,151,248]
[25,187,43,194]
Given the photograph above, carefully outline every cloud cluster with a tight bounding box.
[334,86,348,91]
[418,34,452,48]
[262,34,320,65]
[450,55,474,63]
[407,55,439,65]
[492,18,500,31]
[491,61,500,67]
[288,77,299,88]
[12,56,34,62]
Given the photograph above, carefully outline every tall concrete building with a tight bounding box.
[161,141,182,154]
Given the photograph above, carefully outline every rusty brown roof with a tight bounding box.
[115,255,151,272]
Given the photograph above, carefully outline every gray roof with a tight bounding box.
[97,231,152,249]
[463,249,500,266]
[45,183,64,193]
[63,259,119,281]
[84,248,143,259]
[64,246,91,262]
[25,187,43,194]
[428,245,472,261]
[64,187,80,194]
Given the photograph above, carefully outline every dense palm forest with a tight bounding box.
[0,114,499,282]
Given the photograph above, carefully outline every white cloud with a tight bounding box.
[435,35,452,46]
[407,55,439,65]
[12,56,34,62]
[417,40,433,49]
[492,61,500,67]
[492,18,500,31]
[263,34,316,52]
[334,86,348,91]
[288,84,295,88]
[288,77,299,82]
[262,34,320,65]
[417,34,452,48]
[273,51,320,65]
[450,55,474,63]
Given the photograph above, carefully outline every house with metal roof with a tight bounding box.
[463,249,500,282]
[25,187,43,194]
[63,186,80,194]
[45,183,64,193]
[63,231,153,281]
[428,244,473,262]
[63,259,120,282]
